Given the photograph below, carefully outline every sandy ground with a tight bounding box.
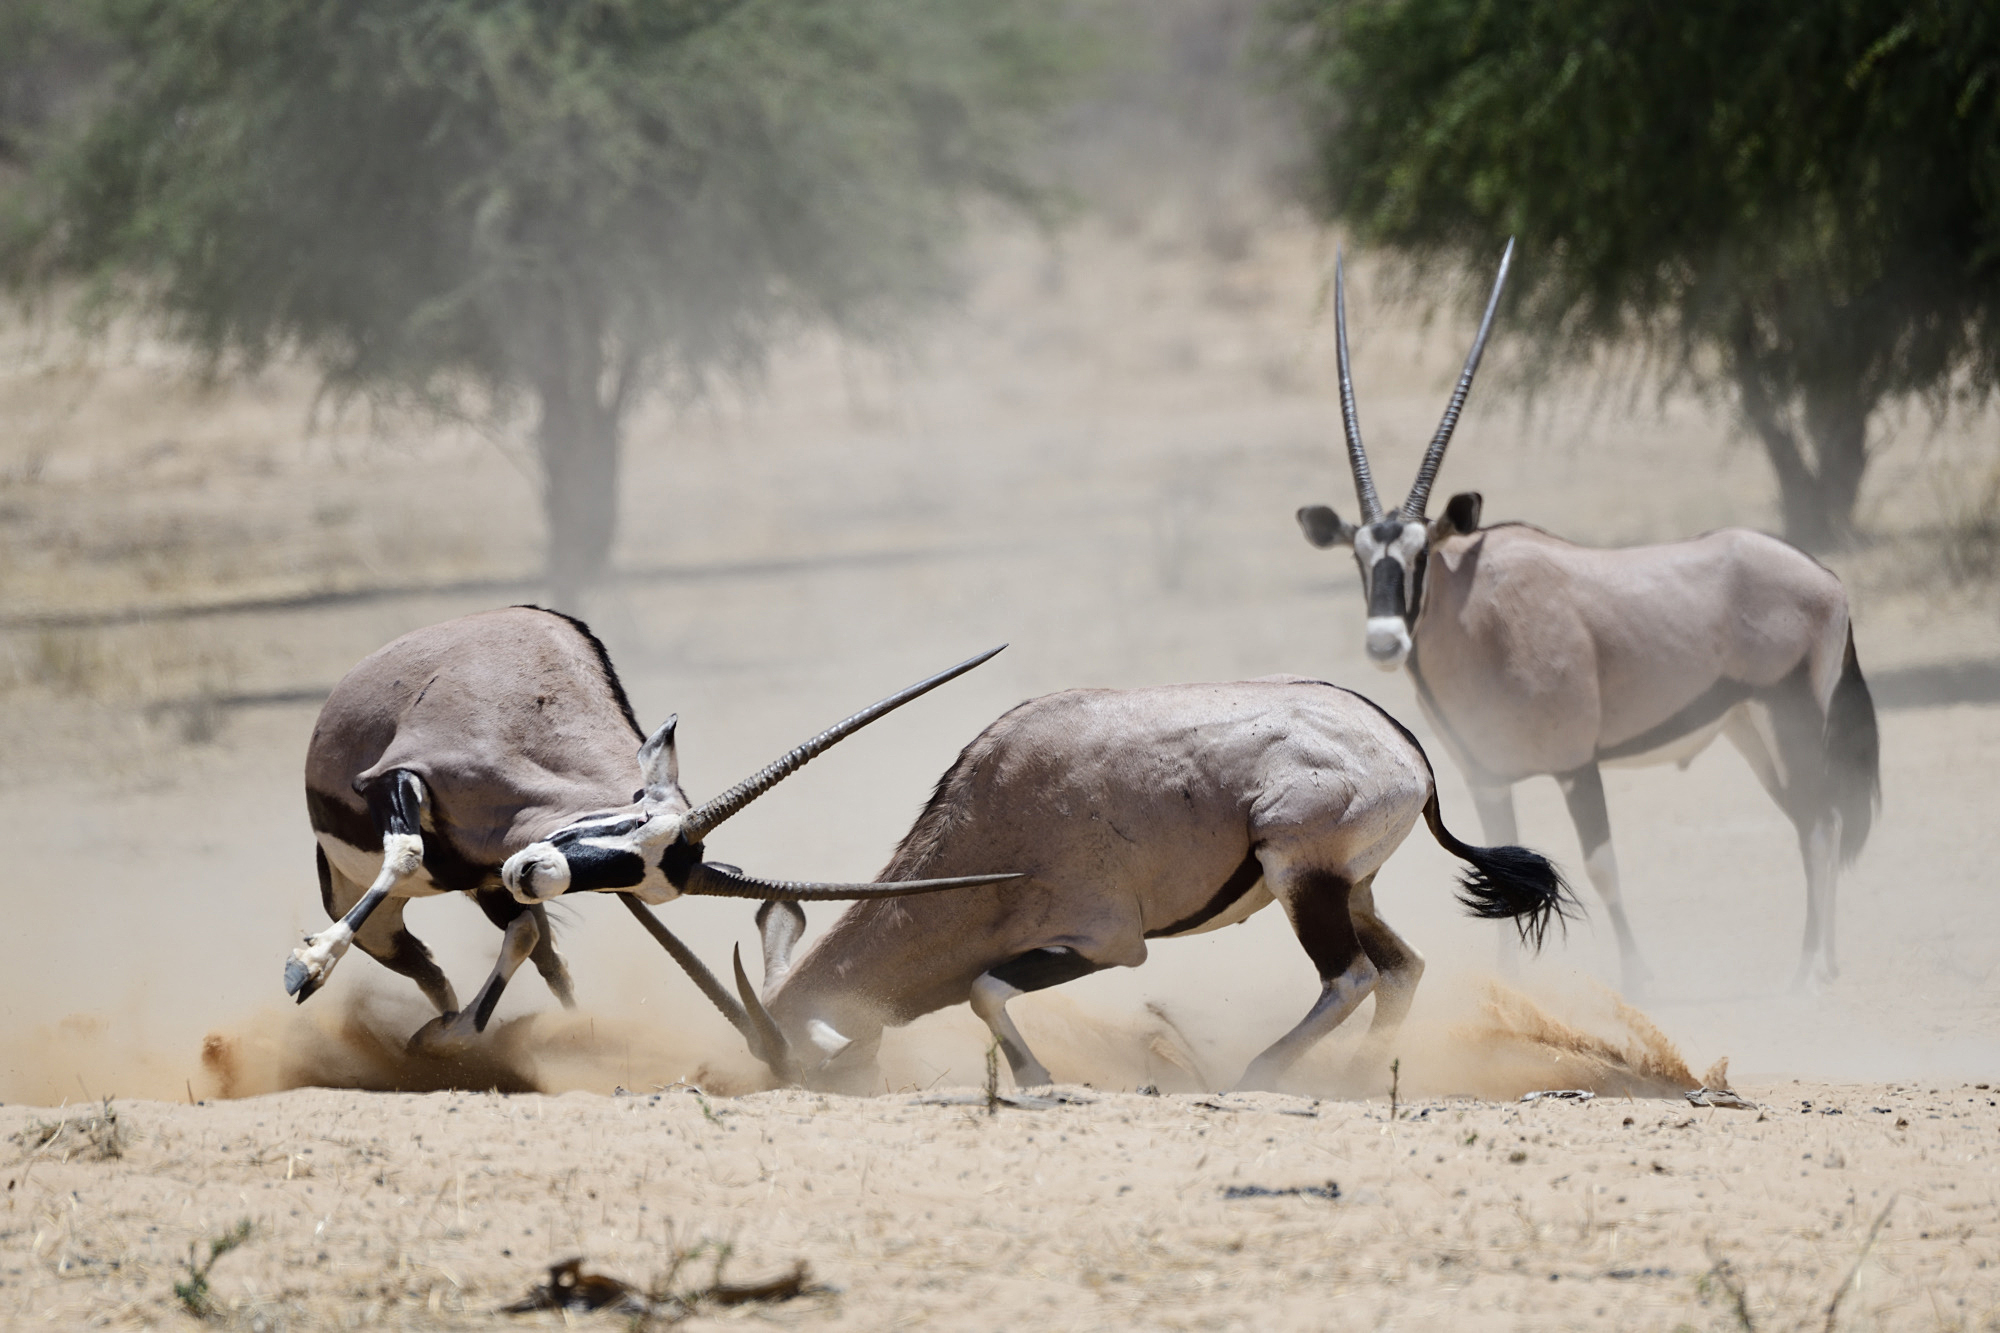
[3,192,2000,1328]
[5,1082,1998,1330]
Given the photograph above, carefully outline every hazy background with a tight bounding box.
[4,0,1999,1105]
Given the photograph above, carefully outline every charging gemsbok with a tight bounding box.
[1294,241,1880,992]
[726,677,1572,1093]
[288,606,1018,1054]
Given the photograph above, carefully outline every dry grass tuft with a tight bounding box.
[10,1096,125,1161]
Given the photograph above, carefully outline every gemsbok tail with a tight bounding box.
[1826,625,1880,864]
[1422,794,1577,950]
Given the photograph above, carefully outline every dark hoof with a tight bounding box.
[406,1013,468,1058]
[284,957,318,1002]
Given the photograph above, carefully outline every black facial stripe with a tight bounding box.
[560,841,646,891]
[658,838,703,889]
[1368,557,1406,619]
[555,814,645,843]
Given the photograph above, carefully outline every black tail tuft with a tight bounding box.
[1826,627,1880,864]
[1424,795,1578,952]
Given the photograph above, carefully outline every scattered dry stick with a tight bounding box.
[1824,1196,1898,1333]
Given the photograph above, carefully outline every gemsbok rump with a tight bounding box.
[1294,242,1880,992]
[288,606,1018,1054]
[728,677,1572,1093]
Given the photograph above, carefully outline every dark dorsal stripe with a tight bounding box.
[1147,849,1265,938]
[518,605,644,740]
[1595,677,1755,764]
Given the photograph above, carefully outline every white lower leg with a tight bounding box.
[289,833,423,995]
[969,974,1051,1087]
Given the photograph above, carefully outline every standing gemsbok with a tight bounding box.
[289,606,1019,1054]
[725,677,1572,1093]
[1293,241,1880,992]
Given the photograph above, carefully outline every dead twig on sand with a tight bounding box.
[1824,1196,1898,1333]
[1700,1244,1757,1333]
[502,1248,819,1327]
[1389,1058,1401,1120]
[985,1040,1001,1117]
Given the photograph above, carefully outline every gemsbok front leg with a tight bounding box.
[408,893,543,1055]
[287,770,429,1003]
[968,947,1106,1088]
[315,847,459,1016]
[1556,762,1652,995]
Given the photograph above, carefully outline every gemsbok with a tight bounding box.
[1293,241,1880,992]
[288,606,1019,1054]
[725,677,1572,1093]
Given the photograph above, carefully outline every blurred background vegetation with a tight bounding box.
[1274,0,2000,551]
[3,0,1998,577]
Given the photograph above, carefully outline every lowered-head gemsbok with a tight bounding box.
[722,677,1573,1093]
[1294,241,1880,993]
[289,606,1019,1054]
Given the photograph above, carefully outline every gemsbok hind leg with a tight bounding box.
[318,847,459,1016]
[1236,865,1377,1092]
[1344,873,1425,1079]
[1556,762,1652,996]
[287,770,429,1003]
[1725,690,1842,990]
[968,947,1106,1088]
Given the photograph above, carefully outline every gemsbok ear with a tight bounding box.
[636,715,680,803]
[1297,504,1356,549]
[1434,491,1483,539]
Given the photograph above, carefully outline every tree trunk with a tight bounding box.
[1729,324,1875,551]
[535,335,622,613]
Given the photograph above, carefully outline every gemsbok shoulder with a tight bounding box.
[1294,241,1880,993]
[289,606,1019,1054]
[728,677,1573,1093]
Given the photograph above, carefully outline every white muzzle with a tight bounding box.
[1365,616,1411,669]
[502,842,571,904]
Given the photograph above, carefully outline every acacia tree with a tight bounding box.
[1273,0,2000,548]
[10,0,1069,605]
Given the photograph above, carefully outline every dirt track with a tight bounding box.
[3,205,2000,1327]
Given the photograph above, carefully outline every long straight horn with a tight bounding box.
[681,862,1025,901]
[1402,237,1515,520]
[1334,248,1386,523]
[677,646,1005,847]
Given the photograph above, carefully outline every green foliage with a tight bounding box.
[172,1218,253,1319]
[1273,0,2000,546]
[10,0,1074,597]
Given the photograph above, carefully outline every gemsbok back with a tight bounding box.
[1294,241,1880,993]
[289,606,1019,1054]
[728,677,1572,1093]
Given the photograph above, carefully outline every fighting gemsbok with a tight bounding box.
[1294,241,1880,992]
[288,606,1019,1054]
[725,677,1572,1093]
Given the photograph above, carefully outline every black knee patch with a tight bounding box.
[989,946,1101,994]
[362,769,424,837]
[315,845,335,918]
